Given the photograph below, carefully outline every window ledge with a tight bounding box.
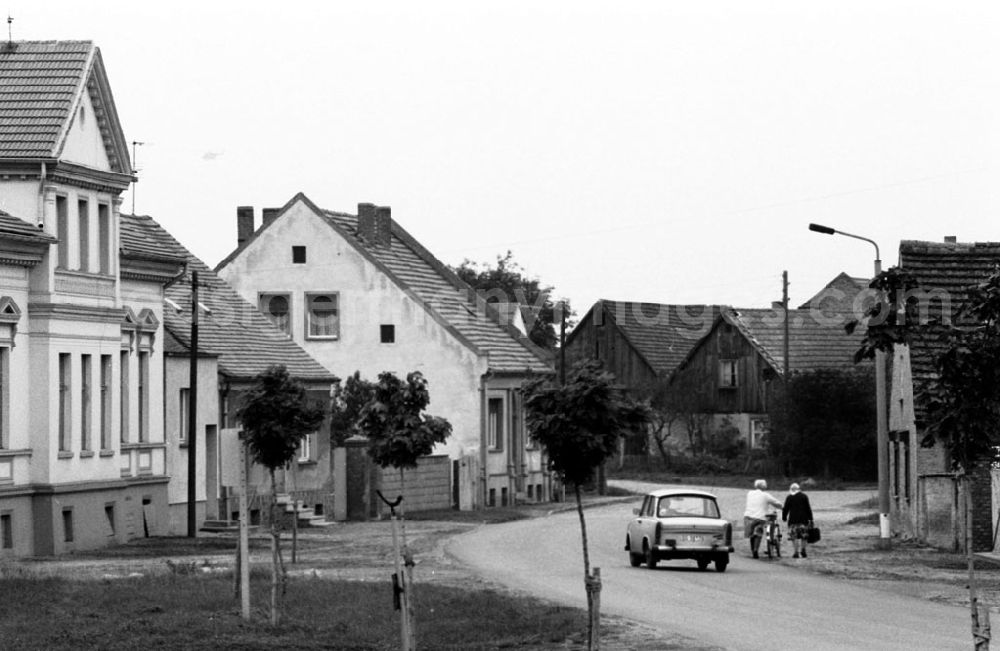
[79,451,95,458]
[297,460,318,467]
[99,450,115,457]
[57,451,74,459]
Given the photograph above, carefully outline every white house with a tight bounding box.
[215,194,555,510]
[0,41,185,556]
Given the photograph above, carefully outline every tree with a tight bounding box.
[329,371,375,446]
[852,266,1000,649]
[633,377,685,466]
[766,368,876,480]
[453,250,572,350]
[355,371,452,651]
[237,365,326,626]
[524,360,651,651]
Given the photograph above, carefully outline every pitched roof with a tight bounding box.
[798,272,870,313]
[722,306,866,375]
[583,301,726,376]
[119,213,334,383]
[321,209,552,374]
[0,208,56,242]
[899,240,1000,413]
[0,40,130,172]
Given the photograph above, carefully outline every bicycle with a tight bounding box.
[762,513,782,559]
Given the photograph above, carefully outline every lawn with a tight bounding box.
[0,571,585,650]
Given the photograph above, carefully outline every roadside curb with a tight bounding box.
[540,494,638,517]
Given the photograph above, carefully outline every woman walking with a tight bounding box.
[782,483,814,558]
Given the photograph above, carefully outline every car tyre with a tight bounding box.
[627,537,642,567]
[715,555,729,573]
[697,558,710,571]
[644,542,657,569]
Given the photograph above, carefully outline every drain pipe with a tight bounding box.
[479,370,491,509]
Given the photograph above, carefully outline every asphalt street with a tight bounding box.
[448,484,971,651]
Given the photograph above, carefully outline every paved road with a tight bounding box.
[449,483,971,651]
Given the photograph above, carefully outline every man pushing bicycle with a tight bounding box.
[743,479,783,559]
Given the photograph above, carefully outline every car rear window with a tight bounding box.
[656,495,720,518]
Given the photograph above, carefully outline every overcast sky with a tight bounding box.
[10,1,999,313]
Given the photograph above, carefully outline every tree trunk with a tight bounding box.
[399,468,416,651]
[964,473,991,650]
[575,483,601,651]
[269,467,280,626]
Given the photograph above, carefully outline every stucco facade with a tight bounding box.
[216,196,554,509]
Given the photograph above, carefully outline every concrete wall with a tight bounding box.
[377,455,452,515]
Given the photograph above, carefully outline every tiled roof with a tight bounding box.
[322,210,553,375]
[724,306,865,374]
[899,240,1000,416]
[595,301,725,376]
[797,272,870,314]
[120,213,334,383]
[0,41,92,158]
[0,209,56,242]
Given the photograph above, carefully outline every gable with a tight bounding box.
[59,88,112,170]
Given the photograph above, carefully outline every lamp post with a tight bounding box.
[808,223,891,549]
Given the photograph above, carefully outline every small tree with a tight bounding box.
[237,365,325,626]
[524,360,651,651]
[356,371,452,651]
[329,371,375,446]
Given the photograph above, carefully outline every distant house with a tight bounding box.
[0,41,186,555]
[564,300,724,387]
[888,239,1000,552]
[669,300,869,451]
[120,213,337,533]
[215,195,554,510]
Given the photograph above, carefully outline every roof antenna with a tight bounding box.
[7,12,12,43]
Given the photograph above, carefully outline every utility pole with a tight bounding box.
[187,271,199,537]
[130,141,144,214]
[559,301,566,385]
[782,271,790,376]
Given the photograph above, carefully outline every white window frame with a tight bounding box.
[305,292,340,340]
[259,292,292,336]
[179,388,190,443]
[750,418,769,450]
[487,394,505,451]
[719,359,738,388]
[298,432,313,462]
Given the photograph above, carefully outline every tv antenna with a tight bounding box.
[7,12,13,42]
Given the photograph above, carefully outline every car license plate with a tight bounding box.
[685,535,702,542]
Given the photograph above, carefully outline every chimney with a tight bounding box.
[944,236,957,244]
[358,203,392,247]
[262,207,280,226]
[237,206,254,246]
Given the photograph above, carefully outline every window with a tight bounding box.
[260,293,291,335]
[120,350,130,444]
[78,198,90,271]
[292,246,306,263]
[750,419,768,450]
[81,354,91,451]
[104,503,116,536]
[719,360,738,388]
[306,293,339,339]
[298,433,312,462]
[62,508,74,543]
[98,203,111,274]
[138,351,149,442]
[100,355,112,450]
[56,195,69,268]
[1,512,11,549]
[58,353,71,452]
[380,324,395,343]
[0,347,7,449]
[487,397,503,450]
[179,388,190,442]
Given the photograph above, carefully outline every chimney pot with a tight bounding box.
[262,207,279,225]
[237,206,254,246]
[944,236,957,244]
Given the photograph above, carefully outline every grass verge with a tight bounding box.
[0,573,585,650]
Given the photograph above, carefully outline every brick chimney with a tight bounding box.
[358,203,392,247]
[262,207,280,226]
[944,236,957,244]
[237,206,254,246]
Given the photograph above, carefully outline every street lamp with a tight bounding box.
[808,223,891,549]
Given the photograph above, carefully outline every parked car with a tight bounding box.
[625,488,733,572]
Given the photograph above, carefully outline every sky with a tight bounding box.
[8,1,999,314]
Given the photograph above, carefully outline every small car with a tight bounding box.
[625,488,733,572]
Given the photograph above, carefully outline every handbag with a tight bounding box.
[806,525,821,544]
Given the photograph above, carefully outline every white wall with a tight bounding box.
[60,91,113,170]
[218,200,488,458]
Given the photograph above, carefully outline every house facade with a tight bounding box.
[215,195,554,510]
[0,41,186,556]
[887,239,1000,552]
[120,213,337,532]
